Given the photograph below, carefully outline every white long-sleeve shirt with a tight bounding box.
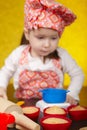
[0,45,84,100]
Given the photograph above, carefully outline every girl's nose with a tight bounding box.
[44,39,50,48]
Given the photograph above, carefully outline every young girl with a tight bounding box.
[0,0,84,105]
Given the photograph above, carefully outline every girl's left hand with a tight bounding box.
[66,94,79,105]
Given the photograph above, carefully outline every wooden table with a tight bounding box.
[69,120,87,130]
[7,98,87,130]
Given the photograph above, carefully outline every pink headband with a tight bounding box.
[24,0,76,36]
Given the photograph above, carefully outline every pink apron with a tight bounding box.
[15,46,63,99]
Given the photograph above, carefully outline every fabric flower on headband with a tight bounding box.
[24,0,76,36]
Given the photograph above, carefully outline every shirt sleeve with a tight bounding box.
[58,47,84,100]
[0,46,24,88]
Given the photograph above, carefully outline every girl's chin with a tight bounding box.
[39,54,49,57]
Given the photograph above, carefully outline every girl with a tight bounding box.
[0,0,84,105]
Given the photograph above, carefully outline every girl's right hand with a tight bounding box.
[66,94,78,105]
[0,87,8,99]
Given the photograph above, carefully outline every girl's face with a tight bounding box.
[25,28,59,59]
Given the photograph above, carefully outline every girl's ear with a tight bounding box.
[24,29,29,41]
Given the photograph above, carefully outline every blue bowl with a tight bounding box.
[39,88,69,103]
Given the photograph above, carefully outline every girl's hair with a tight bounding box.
[20,32,60,60]
[20,32,29,45]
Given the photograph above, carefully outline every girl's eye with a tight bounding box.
[36,36,44,39]
[51,37,57,40]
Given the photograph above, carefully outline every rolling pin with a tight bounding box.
[79,127,87,130]
[0,98,40,130]
[0,97,23,114]
[11,111,40,130]
[16,124,30,130]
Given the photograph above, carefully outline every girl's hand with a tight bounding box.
[0,87,8,99]
[66,94,78,105]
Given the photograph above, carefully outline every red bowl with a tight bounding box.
[43,106,67,117]
[40,115,72,130]
[67,105,87,121]
[22,106,40,121]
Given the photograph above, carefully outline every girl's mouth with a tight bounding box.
[40,50,50,54]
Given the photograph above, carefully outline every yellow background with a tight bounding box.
[0,0,87,87]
